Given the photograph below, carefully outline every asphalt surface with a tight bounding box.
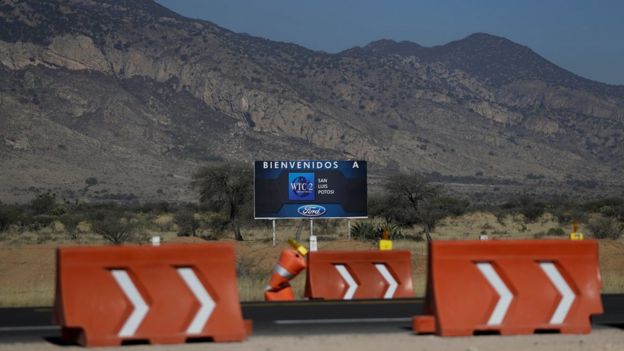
[0,295,622,344]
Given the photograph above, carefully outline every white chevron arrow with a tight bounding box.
[374,264,398,299]
[335,264,358,300]
[110,270,149,337]
[176,267,216,334]
[539,262,576,324]
[476,262,513,325]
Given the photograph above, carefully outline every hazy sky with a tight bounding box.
[156,0,624,85]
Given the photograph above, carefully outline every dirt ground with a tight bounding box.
[1,329,623,351]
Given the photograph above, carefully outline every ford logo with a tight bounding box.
[297,205,326,217]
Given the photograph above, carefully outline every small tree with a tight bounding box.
[587,215,623,240]
[175,209,199,237]
[85,177,98,187]
[0,204,20,232]
[92,218,133,244]
[384,173,440,240]
[29,192,57,215]
[60,213,81,240]
[192,163,253,241]
[90,208,133,244]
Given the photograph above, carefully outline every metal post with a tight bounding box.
[347,219,351,240]
[272,219,276,246]
[310,219,313,238]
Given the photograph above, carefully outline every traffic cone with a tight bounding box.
[264,283,295,301]
[266,248,307,292]
[264,239,308,301]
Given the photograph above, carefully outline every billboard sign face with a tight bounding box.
[254,160,367,219]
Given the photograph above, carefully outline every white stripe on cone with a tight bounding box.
[274,264,293,279]
[110,270,149,337]
[177,267,216,334]
[476,262,513,326]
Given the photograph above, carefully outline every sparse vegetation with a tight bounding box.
[1,186,624,305]
[349,221,376,242]
[91,216,134,244]
[370,172,469,240]
[587,215,623,240]
[174,208,199,237]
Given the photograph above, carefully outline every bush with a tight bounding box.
[519,201,545,222]
[174,209,199,237]
[547,227,566,236]
[29,192,57,215]
[26,214,54,231]
[140,201,173,214]
[92,217,134,244]
[587,216,623,240]
[350,221,376,242]
[0,204,20,232]
[502,195,545,223]
[350,222,404,242]
[60,213,82,240]
[377,223,404,240]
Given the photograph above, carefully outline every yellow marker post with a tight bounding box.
[379,228,393,251]
[379,239,393,251]
[569,223,584,240]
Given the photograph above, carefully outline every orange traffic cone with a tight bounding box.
[264,284,295,301]
[264,244,307,301]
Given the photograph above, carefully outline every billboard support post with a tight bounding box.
[272,219,276,246]
[310,219,313,238]
[347,219,351,240]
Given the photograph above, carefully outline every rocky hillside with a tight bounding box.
[0,0,623,202]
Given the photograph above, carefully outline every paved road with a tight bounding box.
[0,295,622,344]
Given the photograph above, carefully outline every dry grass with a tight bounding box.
[0,212,622,307]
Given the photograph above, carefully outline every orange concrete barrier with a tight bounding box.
[413,240,603,336]
[53,243,251,346]
[305,250,415,300]
[264,248,307,301]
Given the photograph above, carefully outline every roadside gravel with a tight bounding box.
[1,328,622,351]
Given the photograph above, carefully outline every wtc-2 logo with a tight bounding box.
[288,172,315,200]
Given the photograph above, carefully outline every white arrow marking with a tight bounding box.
[476,262,513,326]
[177,268,215,334]
[539,262,575,324]
[374,264,398,299]
[334,264,358,300]
[110,270,149,337]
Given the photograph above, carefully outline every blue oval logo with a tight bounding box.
[297,205,326,217]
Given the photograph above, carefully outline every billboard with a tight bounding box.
[254,160,367,219]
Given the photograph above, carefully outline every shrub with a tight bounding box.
[502,195,545,223]
[29,192,57,215]
[350,222,404,242]
[519,201,545,222]
[0,204,20,232]
[377,223,404,240]
[174,209,199,237]
[92,217,134,244]
[60,214,82,240]
[85,177,98,187]
[587,216,623,240]
[27,214,54,231]
[547,227,566,236]
[350,221,376,242]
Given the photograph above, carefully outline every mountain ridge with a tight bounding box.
[0,0,622,202]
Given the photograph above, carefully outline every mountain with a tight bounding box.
[0,0,623,203]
